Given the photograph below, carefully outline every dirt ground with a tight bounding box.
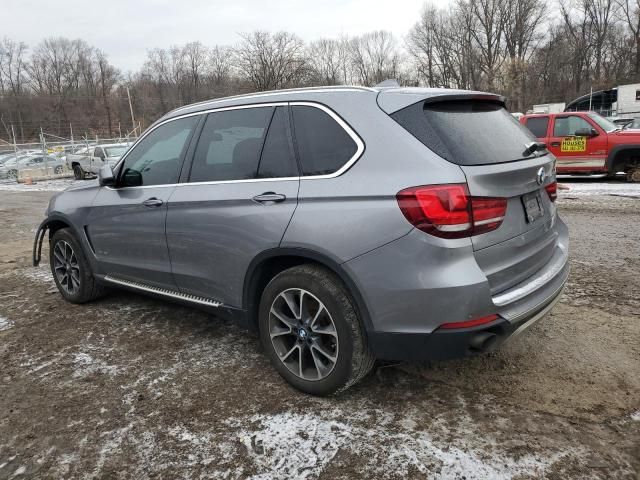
[0,178,638,479]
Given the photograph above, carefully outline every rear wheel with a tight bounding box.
[54,165,63,175]
[259,265,374,395]
[73,165,84,180]
[626,167,640,182]
[50,228,105,303]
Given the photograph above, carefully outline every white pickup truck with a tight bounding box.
[66,143,129,179]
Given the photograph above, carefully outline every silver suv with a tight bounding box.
[33,86,569,395]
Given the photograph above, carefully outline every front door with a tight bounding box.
[86,115,200,287]
[166,105,300,308]
[547,115,608,173]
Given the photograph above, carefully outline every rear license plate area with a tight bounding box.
[522,191,544,223]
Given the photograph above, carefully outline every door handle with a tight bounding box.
[252,192,286,204]
[142,197,163,207]
[550,142,560,147]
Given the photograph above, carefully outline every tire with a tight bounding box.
[73,165,84,180]
[7,170,17,180]
[258,264,375,396]
[54,165,63,175]
[626,167,640,182]
[49,228,105,304]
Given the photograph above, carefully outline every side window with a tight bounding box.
[257,107,298,178]
[189,107,273,182]
[94,147,103,158]
[524,117,549,138]
[120,116,198,187]
[292,105,358,176]
[553,116,592,137]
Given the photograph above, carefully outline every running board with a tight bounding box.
[103,275,223,308]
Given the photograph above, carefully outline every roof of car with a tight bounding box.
[161,86,503,122]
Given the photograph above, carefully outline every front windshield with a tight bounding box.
[104,146,127,157]
[588,113,618,132]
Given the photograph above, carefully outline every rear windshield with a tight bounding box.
[391,100,540,166]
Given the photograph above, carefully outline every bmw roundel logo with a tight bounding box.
[536,167,546,186]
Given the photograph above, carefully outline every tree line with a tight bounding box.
[2,0,640,142]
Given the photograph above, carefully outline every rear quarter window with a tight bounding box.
[391,100,539,166]
[291,105,358,176]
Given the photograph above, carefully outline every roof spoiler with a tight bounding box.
[377,89,506,114]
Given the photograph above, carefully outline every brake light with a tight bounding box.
[396,184,507,239]
[545,181,557,202]
[439,314,499,329]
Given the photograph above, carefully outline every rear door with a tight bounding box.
[87,116,199,287]
[166,104,299,308]
[547,114,608,172]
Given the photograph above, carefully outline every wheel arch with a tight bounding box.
[607,144,640,173]
[242,248,374,335]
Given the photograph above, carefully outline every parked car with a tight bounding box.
[34,86,568,395]
[66,143,130,179]
[623,117,640,130]
[0,154,65,179]
[520,111,640,181]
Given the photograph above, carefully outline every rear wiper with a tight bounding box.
[523,141,547,157]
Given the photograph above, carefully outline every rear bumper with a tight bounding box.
[344,216,569,362]
[369,281,565,362]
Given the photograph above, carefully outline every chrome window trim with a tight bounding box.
[108,100,365,190]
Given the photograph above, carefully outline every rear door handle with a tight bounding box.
[142,197,163,207]
[252,192,286,204]
[550,142,560,147]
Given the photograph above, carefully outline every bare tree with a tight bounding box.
[466,0,507,90]
[584,0,618,83]
[308,38,350,85]
[209,45,233,86]
[349,31,401,86]
[618,0,640,76]
[235,31,308,90]
[502,0,547,110]
[0,38,29,139]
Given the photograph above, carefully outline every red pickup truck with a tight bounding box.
[520,111,640,182]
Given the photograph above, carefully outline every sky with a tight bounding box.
[4,0,453,73]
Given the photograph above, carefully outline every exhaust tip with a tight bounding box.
[469,332,498,352]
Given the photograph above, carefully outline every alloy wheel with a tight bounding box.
[53,240,80,294]
[269,288,339,381]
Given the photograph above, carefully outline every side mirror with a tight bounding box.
[121,168,143,187]
[574,127,598,137]
[98,165,115,186]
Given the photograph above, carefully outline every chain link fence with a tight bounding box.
[0,133,137,184]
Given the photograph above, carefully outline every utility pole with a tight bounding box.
[127,87,136,134]
[70,123,74,150]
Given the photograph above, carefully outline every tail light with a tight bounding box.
[545,181,557,202]
[396,184,507,239]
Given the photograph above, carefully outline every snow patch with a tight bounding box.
[0,178,80,192]
[227,410,573,480]
[631,410,640,421]
[23,268,54,284]
[558,180,640,197]
[72,352,120,378]
[0,316,13,331]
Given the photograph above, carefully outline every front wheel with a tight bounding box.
[54,165,63,175]
[259,265,375,396]
[73,165,84,180]
[49,228,105,303]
